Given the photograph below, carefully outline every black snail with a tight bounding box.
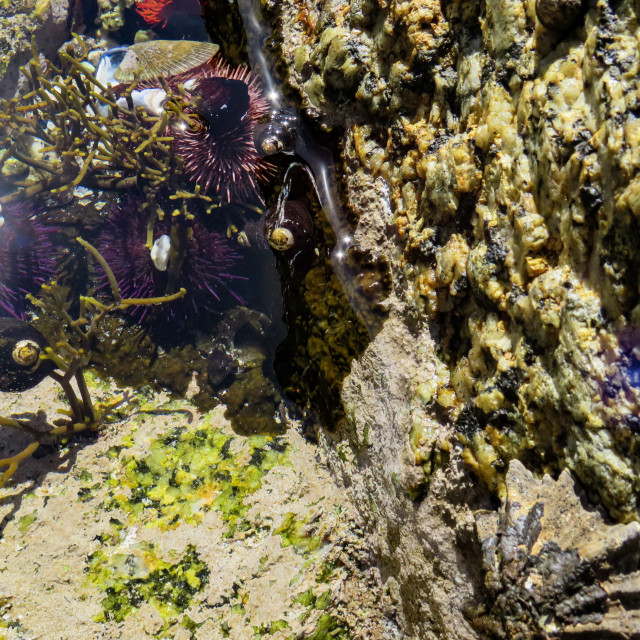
[254,107,298,157]
[536,0,586,31]
[0,318,54,392]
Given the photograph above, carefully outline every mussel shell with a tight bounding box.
[262,200,318,279]
[0,318,54,392]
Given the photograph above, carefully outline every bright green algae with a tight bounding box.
[87,541,209,625]
[274,512,325,556]
[103,421,290,535]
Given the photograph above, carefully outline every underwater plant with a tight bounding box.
[0,239,185,490]
[0,203,58,319]
[0,37,194,211]
[0,38,272,306]
[97,197,243,319]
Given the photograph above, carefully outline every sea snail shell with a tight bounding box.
[254,108,298,157]
[536,0,585,31]
[267,227,295,252]
[0,318,54,392]
[263,201,315,256]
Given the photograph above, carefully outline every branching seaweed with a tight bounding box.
[0,35,217,218]
[0,238,185,490]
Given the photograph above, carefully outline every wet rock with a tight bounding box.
[200,0,640,637]
[536,0,586,32]
[96,0,135,32]
[472,460,640,639]
[0,0,75,100]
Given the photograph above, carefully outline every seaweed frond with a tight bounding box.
[0,239,185,491]
[0,36,219,217]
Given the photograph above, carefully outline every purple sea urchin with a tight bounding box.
[0,204,58,319]
[169,57,273,204]
[96,198,243,320]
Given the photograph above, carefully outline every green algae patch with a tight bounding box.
[86,542,209,624]
[291,589,350,640]
[17,510,37,533]
[274,512,324,555]
[253,619,291,637]
[304,613,350,639]
[0,597,27,635]
[106,424,290,534]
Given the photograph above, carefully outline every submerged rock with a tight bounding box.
[0,0,72,99]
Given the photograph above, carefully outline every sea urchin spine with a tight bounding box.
[97,197,243,320]
[0,204,58,319]
[170,57,273,204]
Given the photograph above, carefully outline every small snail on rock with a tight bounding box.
[536,0,586,31]
[0,318,54,392]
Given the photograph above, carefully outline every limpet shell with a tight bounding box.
[113,40,220,83]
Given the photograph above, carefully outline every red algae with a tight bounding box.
[136,0,201,28]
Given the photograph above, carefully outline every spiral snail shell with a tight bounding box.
[263,200,316,257]
[0,318,54,392]
[254,108,298,157]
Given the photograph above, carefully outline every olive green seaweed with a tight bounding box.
[87,542,209,626]
[0,238,185,491]
[0,35,233,299]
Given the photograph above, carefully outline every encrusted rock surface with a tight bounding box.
[248,0,640,637]
[474,460,640,638]
[0,378,391,639]
[0,0,75,100]
[1,0,639,639]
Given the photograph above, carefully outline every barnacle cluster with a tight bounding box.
[273,0,640,521]
[98,0,136,33]
[471,460,640,638]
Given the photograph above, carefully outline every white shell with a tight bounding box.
[268,227,295,251]
[150,234,171,272]
[95,46,129,87]
[116,88,168,116]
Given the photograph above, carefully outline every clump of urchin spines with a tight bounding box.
[96,196,244,321]
[0,203,58,319]
[168,57,274,204]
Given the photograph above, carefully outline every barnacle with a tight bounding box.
[471,461,640,638]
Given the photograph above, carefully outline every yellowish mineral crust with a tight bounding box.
[277,0,640,522]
